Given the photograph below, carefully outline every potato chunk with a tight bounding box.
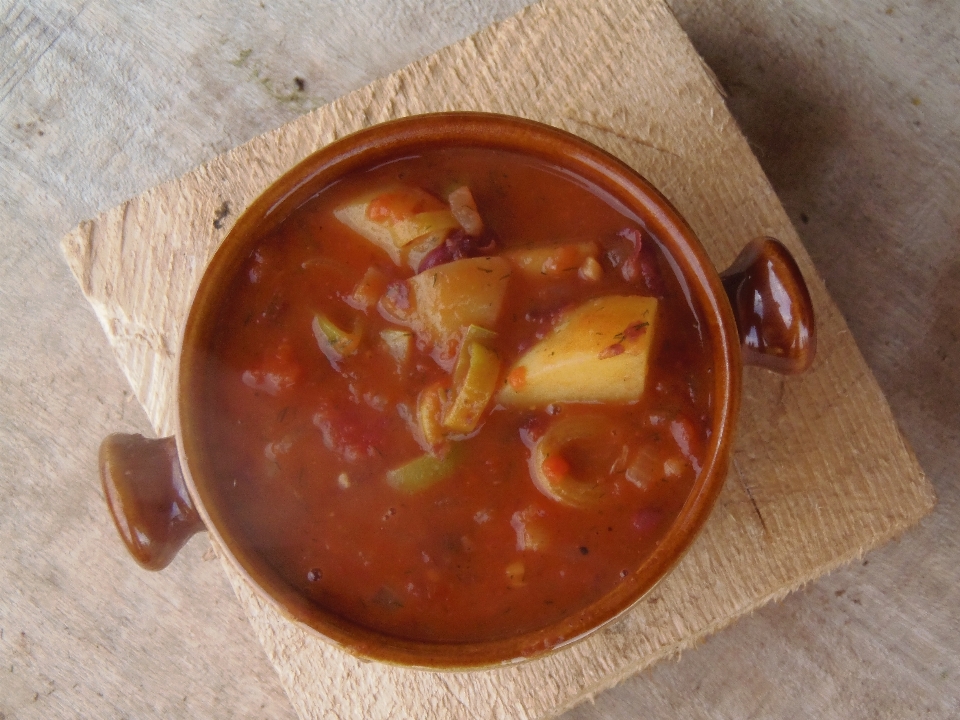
[333,186,458,268]
[503,240,599,278]
[384,256,510,368]
[498,295,657,406]
[334,196,403,265]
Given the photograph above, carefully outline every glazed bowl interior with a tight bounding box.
[178,113,741,668]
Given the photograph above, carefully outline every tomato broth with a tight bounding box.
[194,147,714,644]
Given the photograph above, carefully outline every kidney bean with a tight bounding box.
[617,227,665,297]
[417,229,499,272]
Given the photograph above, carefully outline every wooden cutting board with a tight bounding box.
[59,0,934,717]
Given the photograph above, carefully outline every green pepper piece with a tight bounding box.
[385,444,463,494]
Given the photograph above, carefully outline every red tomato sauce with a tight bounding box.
[194,147,714,643]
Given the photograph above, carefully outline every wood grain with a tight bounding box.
[58,0,935,717]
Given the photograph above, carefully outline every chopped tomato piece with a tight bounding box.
[241,340,301,395]
[541,454,571,483]
[313,401,388,464]
[507,366,527,391]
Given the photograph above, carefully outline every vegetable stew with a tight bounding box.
[193,147,714,644]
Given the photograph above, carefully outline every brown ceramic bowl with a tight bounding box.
[99,112,815,669]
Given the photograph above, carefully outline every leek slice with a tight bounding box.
[451,325,498,388]
[530,414,617,508]
[442,342,501,434]
[312,313,362,358]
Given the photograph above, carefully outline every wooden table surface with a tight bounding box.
[1,0,957,718]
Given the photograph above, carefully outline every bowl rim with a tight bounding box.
[177,111,742,669]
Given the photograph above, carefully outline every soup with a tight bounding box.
[193,147,713,644]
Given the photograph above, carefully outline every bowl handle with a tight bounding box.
[720,237,816,374]
[99,434,205,570]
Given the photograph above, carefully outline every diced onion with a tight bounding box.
[448,186,484,236]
